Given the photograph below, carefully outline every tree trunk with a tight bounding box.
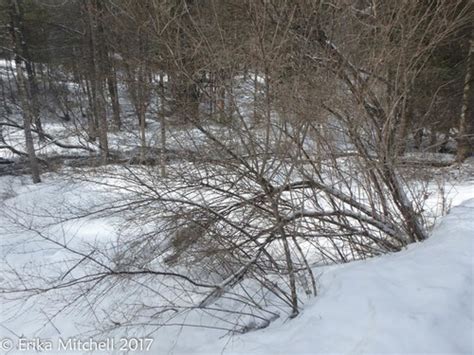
[139,106,146,163]
[107,66,121,131]
[85,0,108,162]
[253,69,259,124]
[457,30,473,162]
[9,0,41,183]
[83,76,98,142]
[216,70,226,123]
[16,64,41,183]
[96,0,121,132]
[159,73,167,177]
[26,63,45,141]
[396,77,414,155]
[10,1,45,142]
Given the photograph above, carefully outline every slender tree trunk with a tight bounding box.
[16,64,41,183]
[396,78,413,156]
[95,0,121,131]
[6,61,17,107]
[136,65,147,163]
[208,71,214,118]
[107,66,121,131]
[9,0,41,183]
[83,76,98,141]
[139,106,146,163]
[253,69,259,124]
[1,75,10,114]
[85,0,108,162]
[457,30,473,162]
[216,70,225,123]
[10,1,45,142]
[159,73,167,177]
[26,62,45,141]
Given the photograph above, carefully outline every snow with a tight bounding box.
[150,197,473,354]
[199,199,473,354]
[0,170,473,354]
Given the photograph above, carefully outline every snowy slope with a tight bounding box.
[192,199,474,354]
[0,173,473,354]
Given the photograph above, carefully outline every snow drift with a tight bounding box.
[180,198,474,354]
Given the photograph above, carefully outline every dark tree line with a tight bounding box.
[0,1,472,183]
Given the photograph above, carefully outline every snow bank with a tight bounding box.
[193,198,474,354]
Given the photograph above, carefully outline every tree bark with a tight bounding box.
[85,0,109,162]
[457,29,473,162]
[107,66,121,131]
[159,73,167,177]
[26,62,45,141]
[95,0,121,131]
[9,0,41,183]
[9,1,45,142]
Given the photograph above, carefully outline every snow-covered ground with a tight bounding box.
[0,164,473,354]
[197,198,474,354]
